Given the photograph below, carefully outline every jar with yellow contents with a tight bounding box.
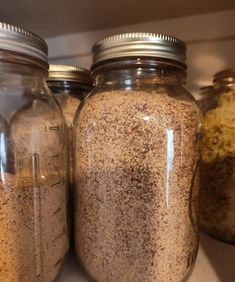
[200,68,235,244]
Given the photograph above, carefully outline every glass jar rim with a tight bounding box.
[91,56,187,75]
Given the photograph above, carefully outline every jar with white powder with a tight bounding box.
[74,33,201,282]
[0,23,68,281]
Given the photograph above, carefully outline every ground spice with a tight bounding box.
[74,90,200,282]
[200,89,235,243]
[0,100,68,281]
[0,173,68,282]
[9,100,66,157]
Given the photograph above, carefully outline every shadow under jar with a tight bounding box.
[0,23,69,281]
[74,33,201,282]
[200,68,235,244]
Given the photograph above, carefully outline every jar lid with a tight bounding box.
[0,22,48,66]
[48,64,93,85]
[213,67,235,82]
[92,32,186,66]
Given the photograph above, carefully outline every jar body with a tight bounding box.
[74,59,201,282]
[200,81,235,243]
[47,81,91,188]
[47,81,91,127]
[0,62,69,281]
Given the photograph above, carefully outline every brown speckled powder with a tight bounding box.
[74,90,200,282]
[0,100,68,281]
[0,173,68,282]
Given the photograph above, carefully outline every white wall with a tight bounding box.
[46,10,235,96]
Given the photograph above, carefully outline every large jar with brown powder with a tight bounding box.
[200,68,235,244]
[0,23,68,281]
[47,64,93,189]
[74,33,201,282]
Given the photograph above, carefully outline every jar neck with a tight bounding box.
[92,58,186,90]
[47,80,91,98]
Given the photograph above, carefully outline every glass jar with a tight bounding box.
[0,23,68,281]
[47,65,92,189]
[74,33,201,282]
[197,85,214,114]
[47,65,93,127]
[200,68,235,244]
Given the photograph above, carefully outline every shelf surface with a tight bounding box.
[0,1,234,37]
[59,233,235,282]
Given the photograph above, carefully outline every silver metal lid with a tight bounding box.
[0,22,48,65]
[92,32,186,66]
[48,64,93,85]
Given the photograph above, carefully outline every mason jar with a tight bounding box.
[47,64,92,127]
[200,68,235,244]
[47,64,92,189]
[197,85,214,114]
[0,23,68,281]
[74,33,201,282]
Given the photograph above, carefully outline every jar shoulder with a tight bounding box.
[0,85,65,123]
